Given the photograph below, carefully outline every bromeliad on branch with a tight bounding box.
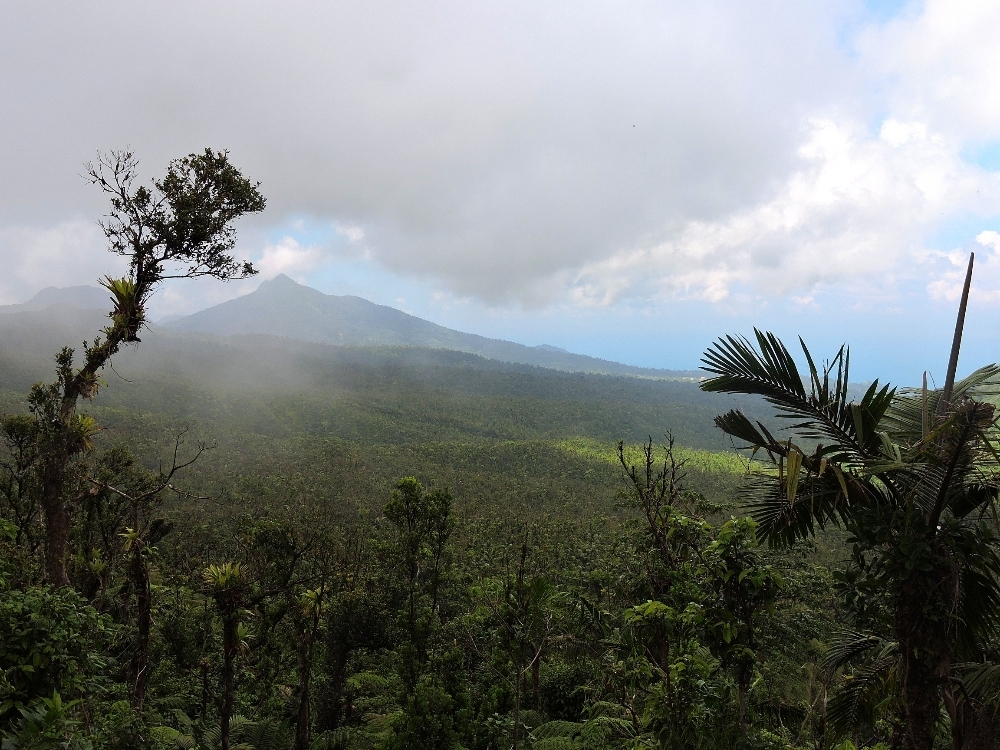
[28,149,265,587]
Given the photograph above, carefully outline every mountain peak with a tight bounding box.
[166,280,690,379]
[264,273,300,285]
[256,274,320,297]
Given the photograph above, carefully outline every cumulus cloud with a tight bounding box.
[571,116,1000,305]
[146,237,335,318]
[256,237,328,282]
[859,0,1000,142]
[927,231,1000,305]
[0,0,848,304]
[1,0,999,312]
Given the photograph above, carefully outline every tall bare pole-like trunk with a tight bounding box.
[293,636,313,750]
[898,252,974,750]
[937,252,974,414]
[128,520,152,712]
[293,594,323,750]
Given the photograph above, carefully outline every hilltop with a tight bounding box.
[164,275,699,379]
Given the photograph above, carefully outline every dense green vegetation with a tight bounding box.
[0,307,859,750]
[7,150,1000,750]
[1,397,845,749]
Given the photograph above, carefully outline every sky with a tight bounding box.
[2,0,1000,384]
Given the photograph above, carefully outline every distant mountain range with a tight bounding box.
[0,285,109,313]
[2,276,700,379]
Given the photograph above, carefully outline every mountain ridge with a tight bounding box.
[165,275,699,379]
[0,285,110,313]
[1,278,700,379]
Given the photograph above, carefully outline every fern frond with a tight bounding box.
[532,720,584,739]
[347,671,393,694]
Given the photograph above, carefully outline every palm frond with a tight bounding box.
[947,482,998,522]
[701,330,808,404]
[954,544,1000,652]
[826,656,898,739]
[953,365,1000,400]
[744,470,853,546]
[958,662,1000,706]
[924,400,998,528]
[822,630,890,673]
[702,330,893,457]
[883,365,1000,443]
[713,410,773,449]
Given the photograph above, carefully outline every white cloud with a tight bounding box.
[926,231,1000,305]
[859,0,1000,141]
[336,224,365,244]
[0,1,850,304]
[256,237,327,281]
[146,237,332,318]
[570,116,1000,306]
[976,230,1000,251]
[0,221,115,304]
[2,0,1000,315]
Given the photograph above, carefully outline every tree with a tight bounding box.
[383,477,465,750]
[699,325,1000,750]
[291,585,326,750]
[468,541,564,750]
[702,517,781,736]
[0,416,42,560]
[384,477,455,675]
[615,437,719,748]
[30,148,264,586]
[203,562,248,750]
[87,433,209,712]
[316,565,390,733]
[617,436,711,603]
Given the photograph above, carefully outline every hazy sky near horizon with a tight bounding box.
[3,0,1000,382]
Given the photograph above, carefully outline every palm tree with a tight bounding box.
[698,256,1000,750]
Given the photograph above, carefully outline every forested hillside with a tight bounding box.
[0,303,761,513]
[5,149,998,750]
[0,299,853,750]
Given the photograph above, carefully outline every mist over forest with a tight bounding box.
[5,3,1000,750]
[7,227,998,750]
